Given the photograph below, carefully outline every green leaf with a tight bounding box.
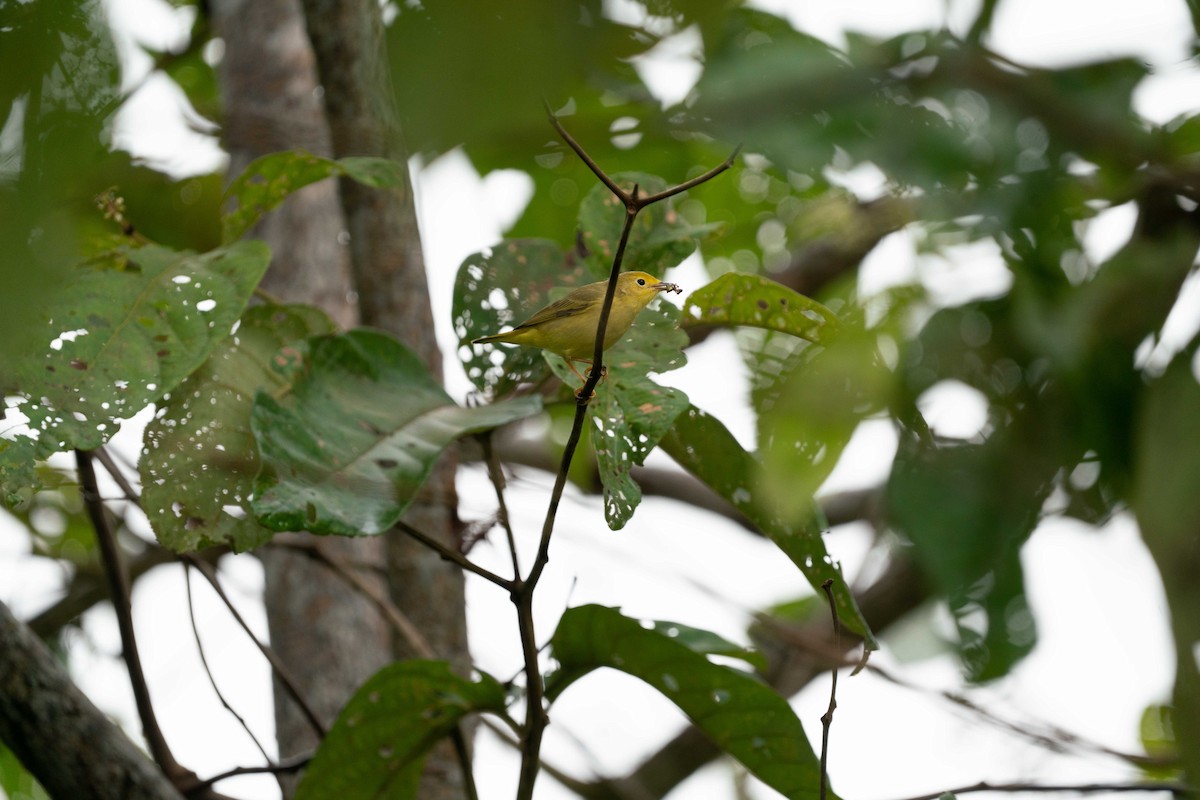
[660,405,876,648]
[1133,344,1200,782]
[757,323,894,521]
[578,172,722,279]
[681,272,840,341]
[251,330,542,536]
[1,241,270,505]
[295,661,506,800]
[546,301,689,529]
[888,428,1051,681]
[221,151,408,243]
[546,605,827,800]
[141,304,335,553]
[452,239,590,395]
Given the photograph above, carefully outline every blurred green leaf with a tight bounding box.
[387,1,661,159]
[0,241,270,505]
[142,304,335,553]
[295,661,506,800]
[0,0,121,372]
[221,151,407,243]
[251,330,542,536]
[758,323,894,520]
[888,426,1052,681]
[0,743,49,800]
[681,272,840,340]
[1134,343,1200,782]
[660,405,876,648]
[546,301,689,529]
[452,239,590,396]
[1138,704,1180,779]
[546,604,828,800]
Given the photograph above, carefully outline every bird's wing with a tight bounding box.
[514,282,603,329]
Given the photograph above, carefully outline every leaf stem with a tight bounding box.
[818,579,840,800]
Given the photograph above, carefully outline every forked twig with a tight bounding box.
[511,109,738,800]
[183,554,327,739]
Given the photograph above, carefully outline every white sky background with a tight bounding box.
[2,0,1198,798]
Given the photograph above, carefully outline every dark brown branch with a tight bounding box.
[818,579,840,800]
[0,599,186,800]
[75,449,186,784]
[396,518,513,591]
[512,113,738,800]
[183,566,273,766]
[889,781,1190,800]
[193,754,312,792]
[481,432,522,580]
[182,554,327,739]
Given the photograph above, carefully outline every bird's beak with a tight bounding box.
[652,281,683,295]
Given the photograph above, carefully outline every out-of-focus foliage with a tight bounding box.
[5,0,1200,793]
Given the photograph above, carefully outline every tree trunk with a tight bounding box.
[0,600,184,800]
[297,2,471,797]
[211,0,393,794]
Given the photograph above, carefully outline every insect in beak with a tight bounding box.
[653,281,683,294]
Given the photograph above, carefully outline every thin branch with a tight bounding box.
[481,433,522,580]
[273,537,435,660]
[639,146,740,206]
[512,112,738,800]
[818,579,840,800]
[183,566,274,766]
[75,450,184,782]
[182,554,327,739]
[545,102,629,203]
[193,754,312,792]
[395,518,512,591]
[866,663,1178,770]
[887,781,1190,800]
[451,727,481,800]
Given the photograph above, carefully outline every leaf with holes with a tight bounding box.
[295,661,507,800]
[660,405,876,648]
[251,330,542,536]
[578,172,722,279]
[681,272,840,341]
[546,301,689,529]
[452,239,590,395]
[141,304,335,553]
[546,605,828,800]
[0,242,270,506]
[222,150,407,243]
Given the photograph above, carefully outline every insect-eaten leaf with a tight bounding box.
[660,404,877,650]
[295,661,507,800]
[547,604,829,800]
[142,304,335,553]
[0,241,270,506]
[681,272,840,342]
[452,239,590,395]
[545,301,689,529]
[251,329,542,536]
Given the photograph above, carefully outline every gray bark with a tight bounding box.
[297,2,470,796]
[0,600,184,800]
[211,0,393,793]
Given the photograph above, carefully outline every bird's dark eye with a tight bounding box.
[637,278,646,286]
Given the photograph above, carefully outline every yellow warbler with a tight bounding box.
[472,271,681,384]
